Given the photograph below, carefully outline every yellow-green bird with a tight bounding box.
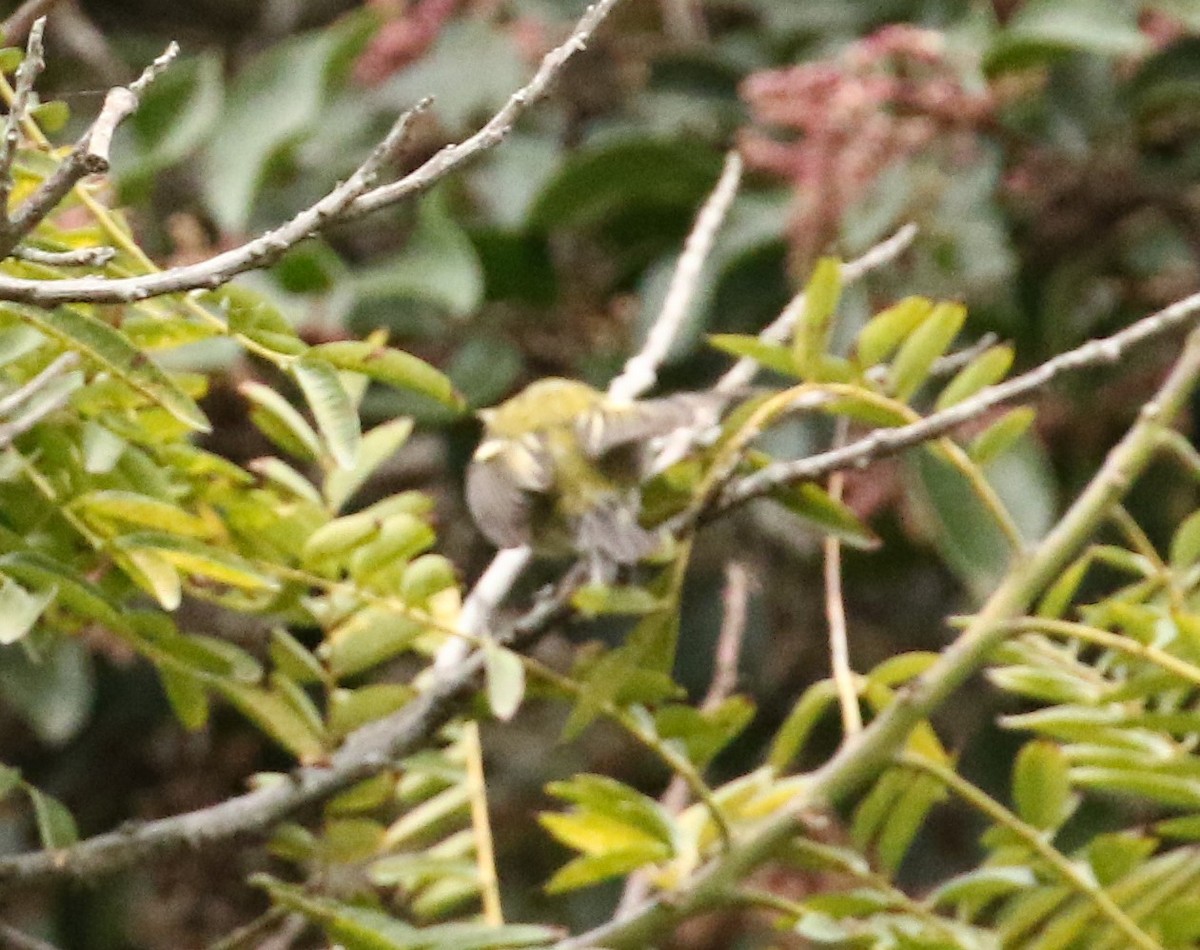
[465,378,721,569]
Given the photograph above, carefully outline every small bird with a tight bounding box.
[465,378,723,572]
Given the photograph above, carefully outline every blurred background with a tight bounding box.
[4,0,1200,946]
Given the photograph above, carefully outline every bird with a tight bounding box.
[465,378,725,573]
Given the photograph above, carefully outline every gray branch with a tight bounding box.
[0,0,627,306]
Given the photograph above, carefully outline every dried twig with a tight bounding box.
[824,419,861,736]
[610,150,742,402]
[0,17,45,221]
[0,42,179,256]
[0,0,629,306]
[12,245,115,267]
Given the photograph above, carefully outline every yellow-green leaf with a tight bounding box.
[793,257,842,379]
[935,344,1014,410]
[73,490,217,539]
[856,296,935,368]
[292,358,361,469]
[969,407,1036,466]
[310,340,462,409]
[11,303,209,431]
[890,301,966,401]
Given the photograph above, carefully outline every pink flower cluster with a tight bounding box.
[740,24,995,268]
[354,0,460,87]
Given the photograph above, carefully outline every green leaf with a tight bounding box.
[889,301,967,401]
[930,865,1037,910]
[347,513,436,579]
[202,15,372,230]
[1013,740,1073,831]
[254,876,423,950]
[270,628,325,684]
[855,296,934,368]
[241,379,324,460]
[0,765,20,800]
[528,139,723,231]
[30,100,69,132]
[27,786,78,848]
[323,607,424,679]
[571,583,664,617]
[303,511,381,565]
[876,772,946,875]
[216,681,326,760]
[987,0,1148,74]
[484,642,525,722]
[117,532,281,594]
[1037,554,1090,619]
[328,684,413,738]
[769,679,837,770]
[160,667,210,730]
[767,481,879,550]
[400,555,458,605]
[128,52,224,175]
[935,344,1015,410]
[969,407,1037,466]
[310,342,461,410]
[1170,510,1200,570]
[325,417,415,511]
[544,846,668,894]
[72,490,217,539]
[0,576,55,644]
[792,257,842,379]
[545,774,676,845]
[12,304,209,431]
[292,358,361,469]
[706,334,797,377]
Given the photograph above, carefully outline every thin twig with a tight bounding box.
[0,351,76,417]
[463,720,504,926]
[0,42,179,255]
[0,17,44,221]
[824,418,861,736]
[0,0,629,306]
[12,245,115,267]
[720,287,1200,510]
[609,150,742,402]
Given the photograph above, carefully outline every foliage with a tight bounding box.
[4,2,1200,949]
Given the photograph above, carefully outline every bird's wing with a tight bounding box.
[465,456,535,549]
[576,393,722,459]
[570,494,661,565]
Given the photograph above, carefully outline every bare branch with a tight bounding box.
[12,245,115,267]
[0,42,179,255]
[0,17,45,219]
[610,150,742,403]
[719,288,1200,510]
[0,0,629,306]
